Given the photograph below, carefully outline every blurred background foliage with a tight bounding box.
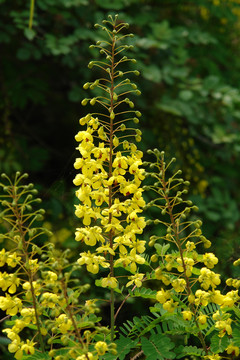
[1,0,240,329]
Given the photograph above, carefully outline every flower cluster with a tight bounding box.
[0,173,111,360]
[73,17,146,292]
[145,150,240,356]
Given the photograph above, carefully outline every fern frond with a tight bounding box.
[129,286,157,299]
[175,345,205,358]
[141,333,175,360]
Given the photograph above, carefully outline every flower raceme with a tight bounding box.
[73,16,146,291]
[145,150,240,355]
[74,118,146,285]
[74,121,146,282]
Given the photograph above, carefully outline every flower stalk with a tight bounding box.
[74,15,146,340]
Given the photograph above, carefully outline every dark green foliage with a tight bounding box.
[141,333,175,360]
[1,2,240,358]
[2,1,240,260]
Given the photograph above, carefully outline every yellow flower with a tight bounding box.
[156,289,170,303]
[0,272,20,293]
[126,273,144,288]
[78,251,110,274]
[221,290,239,307]
[3,329,23,359]
[101,276,118,289]
[21,308,36,324]
[112,152,128,175]
[85,299,98,314]
[0,295,22,315]
[6,252,21,268]
[76,353,94,360]
[204,355,221,360]
[9,340,23,360]
[203,253,218,269]
[95,341,108,355]
[3,328,21,343]
[126,211,146,234]
[75,226,104,246]
[185,241,195,251]
[21,339,36,355]
[114,249,145,273]
[41,292,59,308]
[210,290,224,306]
[215,318,232,337]
[113,136,119,147]
[28,259,39,273]
[182,310,193,321]
[188,293,195,303]
[195,289,209,306]
[56,314,72,334]
[198,314,207,325]
[198,267,221,290]
[46,271,58,282]
[172,278,186,293]
[22,281,41,297]
[12,320,25,334]
[163,299,176,313]
[75,204,99,226]
[226,344,240,357]
[96,244,115,255]
[0,248,8,267]
[75,130,93,146]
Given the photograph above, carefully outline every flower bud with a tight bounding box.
[110,111,115,120]
[90,98,96,105]
[88,61,94,68]
[151,254,158,263]
[81,99,88,106]
[83,82,90,89]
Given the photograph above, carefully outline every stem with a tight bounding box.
[108,23,117,342]
[29,0,35,29]
[114,284,138,322]
[61,278,85,346]
[130,350,144,360]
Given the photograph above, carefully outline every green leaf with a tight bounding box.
[24,28,36,41]
[142,65,162,83]
[157,103,182,116]
[150,21,172,41]
[141,333,175,360]
[115,335,138,360]
[210,333,229,353]
[22,352,51,360]
[136,37,161,49]
[131,287,157,299]
[175,345,204,358]
[191,267,201,275]
[179,90,193,101]
[154,243,170,256]
[232,327,240,347]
